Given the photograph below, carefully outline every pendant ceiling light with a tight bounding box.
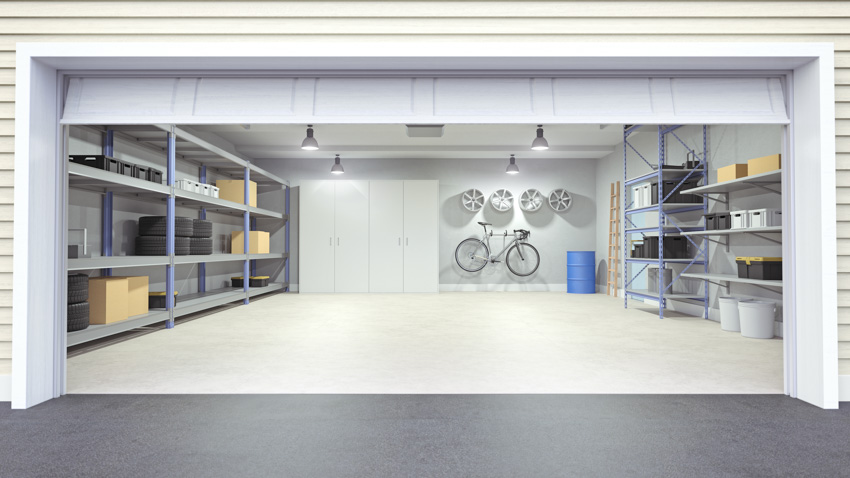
[301,124,319,151]
[531,124,549,151]
[506,154,519,175]
[331,154,345,175]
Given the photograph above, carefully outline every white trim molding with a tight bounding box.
[840,376,850,402]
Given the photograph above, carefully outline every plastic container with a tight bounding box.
[148,291,178,309]
[120,161,137,178]
[648,267,673,294]
[731,210,749,229]
[719,296,752,332]
[632,185,644,209]
[716,212,732,230]
[68,154,123,174]
[232,276,245,288]
[199,184,212,196]
[641,184,651,208]
[703,213,717,230]
[748,208,782,228]
[736,257,782,280]
[135,166,148,181]
[567,251,595,294]
[249,276,269,287]
[147,168,163,184]
[738,300,776,339]
[210,186,220,198]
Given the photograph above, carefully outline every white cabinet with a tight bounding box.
[403,181,440,293]
[301,179,437,293]
[334,181,370,292]
[299,180,336,293]
[369,181,404,293]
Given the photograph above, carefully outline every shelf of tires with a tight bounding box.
[66,125,290,347]
[623,125,710,319]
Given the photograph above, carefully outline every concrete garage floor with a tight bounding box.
[68,292,783,394]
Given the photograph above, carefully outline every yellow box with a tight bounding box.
[717,164,748,183]
[216,179,257,207]
[111,276,149,317]
[747,154,781,176]
[231,231,270,254]
[88,277,129,324]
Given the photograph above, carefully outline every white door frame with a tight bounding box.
[12,42,838,409]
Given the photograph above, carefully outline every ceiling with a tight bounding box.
[189,124,625,162]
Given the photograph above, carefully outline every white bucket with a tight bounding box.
[718,297,752,332]
[738,300,776,339]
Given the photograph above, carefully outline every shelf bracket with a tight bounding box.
[752,283,783,293]
[703,235,729,252]
[750,233,782,244]
[694,192,728,205]
[744,182,781,195]
[701,278,731,294]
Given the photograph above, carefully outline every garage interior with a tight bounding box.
[64,122,785,394]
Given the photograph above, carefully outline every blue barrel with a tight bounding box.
[567,251,596,294]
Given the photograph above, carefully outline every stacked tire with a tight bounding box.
[135,216,192,255]
[191,219,213,255]
[68,274,89,332]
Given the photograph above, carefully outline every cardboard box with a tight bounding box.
[231,231,270,254]
[217,179,257,207]
[112,276,149,317]
[88,277,129,324]
[747,154,781,176]
[717,164,748,183]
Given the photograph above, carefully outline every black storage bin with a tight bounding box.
[249,276,269,287]
[148,292,178,309]
[147,168,163,184]
[121,161,139,178]
[632,243,644,259]
[680,180,701,203]
[136,165,148,181]
[69,154,122,174]
[704,213,718,230]
[644,236,659,258]
[716,212,732,230]
[232,277,245,288]
[642,236,690,259]
[736,257,782,281]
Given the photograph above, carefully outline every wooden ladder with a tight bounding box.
[607,181,620,296]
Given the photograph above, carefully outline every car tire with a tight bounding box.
[68,302,89,332]
[138,216,194,237]
[192,220,213,239]
[68,274,89,304]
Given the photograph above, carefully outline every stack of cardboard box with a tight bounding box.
[88,276,149,324]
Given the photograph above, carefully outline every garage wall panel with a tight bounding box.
[2,0,850,397]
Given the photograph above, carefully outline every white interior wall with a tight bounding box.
[594,124,784,324]
[254,156,597,291]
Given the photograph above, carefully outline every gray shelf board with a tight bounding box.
[680,226,782,236]
[680,272,784,288]
[174,254,247,265]
[625,203,703,214]
[68,163,171,196]
[248,205,284,219]
[626,258,706,264]
[625,289,706,301]
[173,189,247,213]
[68,255,171,271]
[625,168,706,186]
[681,169,782,195]
[173,288,246,317]
[625,227,704,235]
[67,310,170,347]
[248,282,285,297]
[249,253,285,261]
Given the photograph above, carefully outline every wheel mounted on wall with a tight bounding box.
[548,189,573,212]
[519,189,544,212]
[490,189,514,212]
[461,189,485,212]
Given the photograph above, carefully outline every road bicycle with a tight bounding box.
[454,222,540,276]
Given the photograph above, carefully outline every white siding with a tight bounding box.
[0,1,848,381]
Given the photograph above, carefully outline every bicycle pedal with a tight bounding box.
[491,260,502,263]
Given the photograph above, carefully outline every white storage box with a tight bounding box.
[176,179,195,193]
[730,210,749,230]
[210,186,220,198]
[199,184,212,196]
[632,185,644,209]
[641,184,651,208]
[748,208,781,228]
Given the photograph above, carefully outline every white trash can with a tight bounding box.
[738,300,776,339]
[718,297,752,332]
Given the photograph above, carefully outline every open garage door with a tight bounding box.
[61,76,789,125]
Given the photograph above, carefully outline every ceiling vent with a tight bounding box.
[406,125,444,138]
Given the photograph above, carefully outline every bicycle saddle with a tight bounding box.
[514,229,529,234]
[478,222,492,226]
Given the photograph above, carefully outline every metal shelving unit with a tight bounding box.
[66,124,291,347]
[623,125,709,318]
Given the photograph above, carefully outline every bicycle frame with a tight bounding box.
[475,229,525,262]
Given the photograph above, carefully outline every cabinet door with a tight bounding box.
[369,181,404,292]
[403,180,439,293]
[299,180,335,293]
[334,180,370,293]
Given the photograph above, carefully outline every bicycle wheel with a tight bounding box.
[506,242,540,277]
[455,238,489,272]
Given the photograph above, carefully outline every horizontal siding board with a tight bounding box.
[839,290,850,307]
[0,239,12,256]
[6,2,850,19]
[841,342,850,359]
[8,18,850,36]
[839,102,850,117]
[838,255,850,272]
[0,187,13,204]
[0,154,12,170]
[840,307,850,324]
[0,119,13,135]
[0,221,14,239]
[0,342,9,359]
[839,136,850,153]
[837,153,850,170]
[840,324,850,342]
[838,240,850,255]
[0,52,12,69]
[841,359,850,375]
[0,103,13,119]
[0,70,12,86]
[0,136,13,154]
[0,358,8,375]
[0,87,13,103]
[0,324,9,342]
[0,307,10,326]
[838,120,850,136]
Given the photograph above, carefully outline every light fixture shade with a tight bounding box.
[531,125,549,151]
[301,125,319,150]
[331,154,344,174]
[506,154,519,174]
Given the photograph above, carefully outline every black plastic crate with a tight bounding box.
[249,276,269,287]
[632,243,644,258]
[642,236,690,259]
[148,292,177,309]
[716,212,731,230]
[232,277,245,288]
[69,154,122,174]
[736,257,782,280]
[147,168,163,184]
[136,165,148,181]
[704,213,718,230]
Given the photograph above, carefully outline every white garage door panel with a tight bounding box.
[61,75,789,124]
[194,78,295,116]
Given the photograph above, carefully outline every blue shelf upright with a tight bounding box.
[623,125,710,319]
